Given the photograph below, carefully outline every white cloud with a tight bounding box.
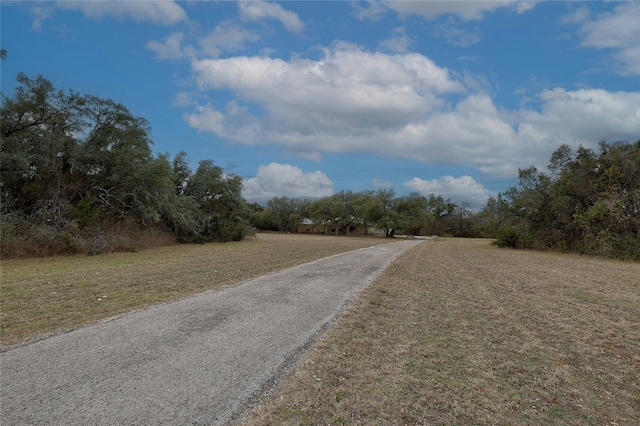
[575,2,640,75]
[434,18,481,47]
[352,1,388,21]
[515,88,640,162]
[379,26,412,53]
[56,0,187,25]
[183,103,226,136]
[147,32,195,60]
[147,22,259,60]
[239,0,304,34]
[514,1,537,15]
[191,43,463,133]
[560,6,590,25]
[384,0,537,21]
[372,178,393,189]
[184,43,640,179]
[183,101,264,143]
[242,163,334,203]
[404,94,520,175]
[173,91,197,108]
[198,21,260,58]
[29,4,55,31]
[404,175,494,207]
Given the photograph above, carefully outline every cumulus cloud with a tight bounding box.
[379,26,412,53]
[198,21,261,58]
[56,0,187,25]
[433,18,482,47]
[242,163,334,203]
[190,43,463,137]
[173,91,198,108]
[147,22,260,60]
[404,176,494,207]
[147,32,195,60]
[573,2,640,75]
[29,4,55,30]
[183,43,640,179]
[183,101,264,143]
[560,6,590,25]
[239,0,304,34]
[515,88,640,162]
[352,1,388,21]
[384,0,537,21]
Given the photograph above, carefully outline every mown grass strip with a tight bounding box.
[246,239,640,425]
[0,233,393,347]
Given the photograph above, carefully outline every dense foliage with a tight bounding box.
[253,190,468,238]
[483,141,640,260]
[1,74,253,257]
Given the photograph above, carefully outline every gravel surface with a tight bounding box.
[0,239,422,425]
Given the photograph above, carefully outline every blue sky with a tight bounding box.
[2,1,639,208]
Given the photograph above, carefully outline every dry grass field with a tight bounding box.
[3,235,639,425]
[245,238,640,426]
[0,233,393,348]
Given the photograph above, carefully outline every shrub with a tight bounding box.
[492,227,521,248]
[0,214,175,258]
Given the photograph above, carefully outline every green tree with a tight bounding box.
[77,96,162,223]
[247,202,277,231]
[1,73,86,222]
[351,190,381,235]
[395,192,432,236]
[150,153,200,238]
[171,151,191,196]
[373,189,399,237]
[329,190,358,235]
[309,196,337,234]
[486,141,640,259]
[184,160,250,241]
[267,196,309,233]
[450,201,477,237]
[1,73,256,257]
[423,194,456,235]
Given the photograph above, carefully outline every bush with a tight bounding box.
[492,227,521,248]
[0,214,175,258]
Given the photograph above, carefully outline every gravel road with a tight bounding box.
[1,239,422,425]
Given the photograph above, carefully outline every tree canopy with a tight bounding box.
[257,188,464,239]
[483,141,640,260]
[1,74,253,257]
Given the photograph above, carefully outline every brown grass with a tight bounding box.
[0,233,393,348]
[245,238,640,426]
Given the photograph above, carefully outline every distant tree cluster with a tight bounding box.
[481,141,640,260]
[253,143,640,261]
[1,74,253,257]
[248,189,474,239]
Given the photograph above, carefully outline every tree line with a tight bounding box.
[2,73,638,260]
[481,141,640,260]
[248,190,470,238]
[1,74,252,257]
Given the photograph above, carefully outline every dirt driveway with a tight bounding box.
[0,239,422,425]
